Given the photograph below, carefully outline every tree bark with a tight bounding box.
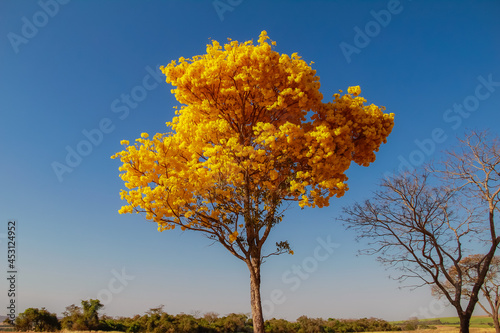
[458,313,471,333]
[492,311,500,333]
[248,258,265,333]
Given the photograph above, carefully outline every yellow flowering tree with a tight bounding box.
[112,31,394,333]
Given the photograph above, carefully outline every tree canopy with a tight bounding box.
[112,30,394,255]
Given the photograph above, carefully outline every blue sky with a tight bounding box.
[1,0,499,322]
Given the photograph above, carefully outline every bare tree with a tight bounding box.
[433,255,500,333]
[340,131,500,333]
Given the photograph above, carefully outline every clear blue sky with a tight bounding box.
[1,0,499,322]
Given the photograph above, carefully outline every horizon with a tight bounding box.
[1,313,494,323]
[1,0,499,323]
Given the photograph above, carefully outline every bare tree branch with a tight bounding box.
[340,130,500,333]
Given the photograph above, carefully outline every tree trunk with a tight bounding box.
[458,314,471,333]
[248,258,265,333]
[492,312,500,333]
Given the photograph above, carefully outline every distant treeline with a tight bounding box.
[96,314,402,333]
[5,300,405,333]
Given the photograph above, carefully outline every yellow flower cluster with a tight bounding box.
[112,31,394,240]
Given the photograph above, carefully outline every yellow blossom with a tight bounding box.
[112,30,394,255]
[348,85,361,96]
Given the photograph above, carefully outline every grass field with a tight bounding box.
[391,316,495,328]
[379,328,495,333]
[423,317,494,328]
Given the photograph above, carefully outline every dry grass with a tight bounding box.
[59,331,124,333]
[9,327,498,333]
[10,331,124,333]
[372,327,496,333]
